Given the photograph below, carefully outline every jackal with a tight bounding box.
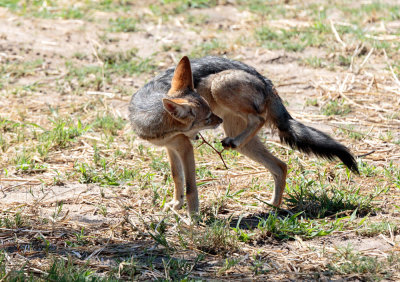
[129,57,222,213]
[129,56,358,214]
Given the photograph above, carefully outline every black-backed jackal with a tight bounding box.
[129,56,358,215]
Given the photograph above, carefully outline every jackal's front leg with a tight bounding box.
[221,114,265,149]
[179,138,199,215]
[164,148,185,211]
[165,134,199,215]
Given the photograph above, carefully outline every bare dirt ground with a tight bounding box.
[1,0,400,280]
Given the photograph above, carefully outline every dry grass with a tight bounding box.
[1,0,400,280]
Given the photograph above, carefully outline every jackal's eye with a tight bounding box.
[205,113,212,125]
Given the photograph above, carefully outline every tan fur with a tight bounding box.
[131,56,358,215]
[164,134,198,212]
[142,57,222,215]
[168,56,194,96]
[197,69,287,207]
[167,98,196,105]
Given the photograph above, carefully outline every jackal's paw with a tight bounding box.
[267,199,282,208]
[221,137,237,149]
[163,199,184,212]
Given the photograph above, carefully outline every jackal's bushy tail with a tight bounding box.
[270,100,359,173]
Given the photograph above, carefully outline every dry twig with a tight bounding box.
[383,49,400,88]
[330,20,346,48]
[197,133,228,169]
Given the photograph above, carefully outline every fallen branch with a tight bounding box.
[357,150,375,158]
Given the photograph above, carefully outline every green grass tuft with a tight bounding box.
[108,17,137,32]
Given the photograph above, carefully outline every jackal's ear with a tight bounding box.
[162,98,194,122]
[168,56,194,96]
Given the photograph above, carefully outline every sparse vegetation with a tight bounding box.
[108,17,138,32]
[321,100,352,116]
[190,38,228,58]
[302,56,324,68]
[0,0,399,280]
[327,246,400,280]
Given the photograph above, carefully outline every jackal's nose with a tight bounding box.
[213,115,223,124]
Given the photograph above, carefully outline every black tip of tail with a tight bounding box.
[334,148,359,174]
[280,120,359,174]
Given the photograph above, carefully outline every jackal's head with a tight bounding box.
[162,56,222,134]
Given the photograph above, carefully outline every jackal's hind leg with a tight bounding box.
[221,114,265,149]
[237,136,287,207]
